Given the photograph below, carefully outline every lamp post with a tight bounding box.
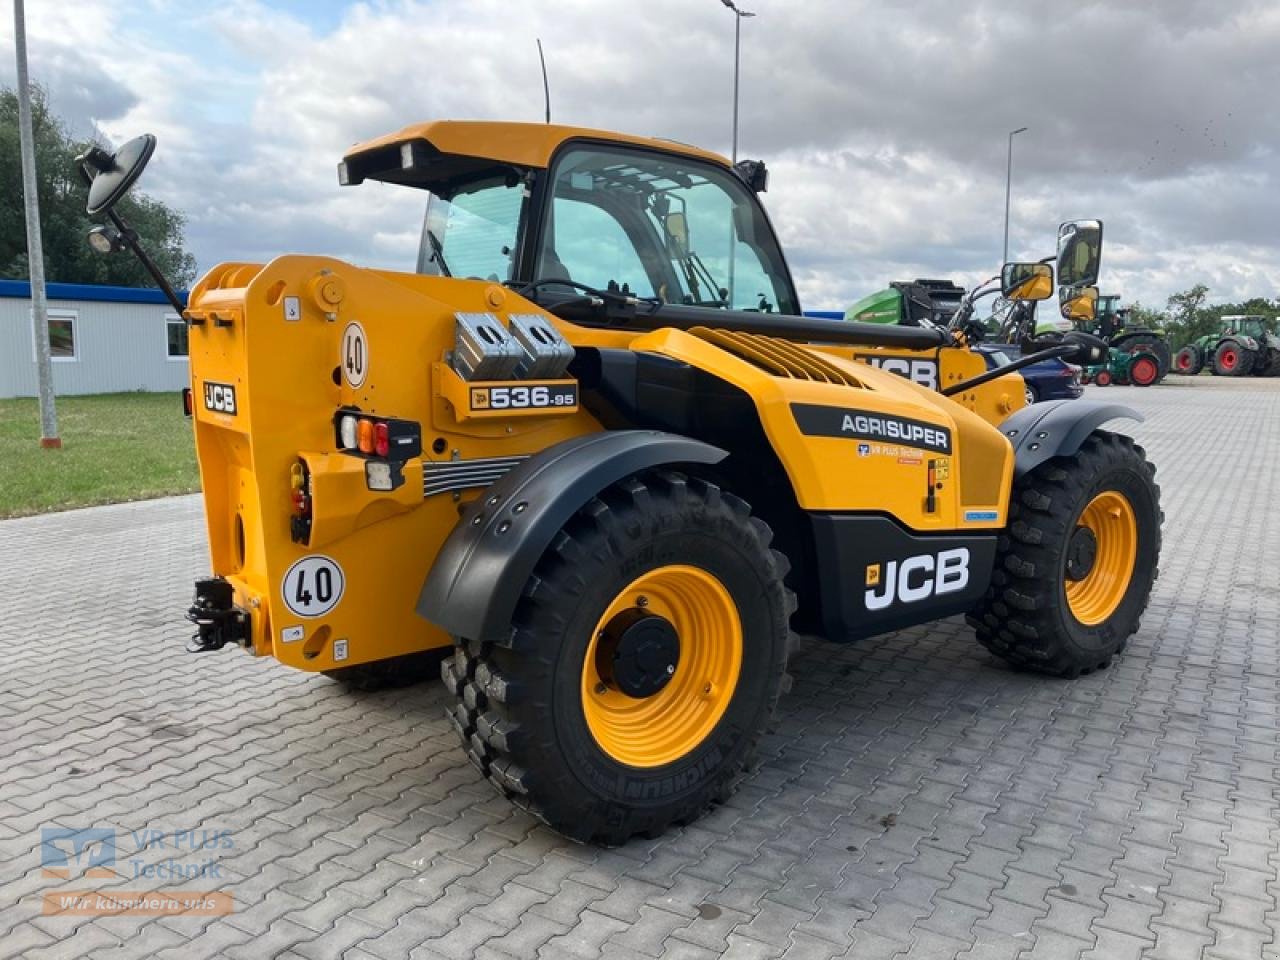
[13,0,59,447]
[718,0,755,163]
[1003,126,1028,265]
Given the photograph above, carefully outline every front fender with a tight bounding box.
[417,430,727,643]
[999,399,1143,478]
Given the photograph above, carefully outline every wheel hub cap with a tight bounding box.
[598,609,680,698]
[1064,491,1138,626]
[1065,526,1098,580]
[582,565,743,768]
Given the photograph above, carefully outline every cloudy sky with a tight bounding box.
[4,0,1278,309]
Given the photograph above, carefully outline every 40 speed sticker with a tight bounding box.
[282,555,345,618]
[340,322,368,388]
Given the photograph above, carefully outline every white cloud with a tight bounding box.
[7,0,1278,310]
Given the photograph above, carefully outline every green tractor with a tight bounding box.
[1085,294,1171,383]
[1082,345,1164,388]
[1174,315,1280,377]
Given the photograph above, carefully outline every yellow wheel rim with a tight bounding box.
[1065,491,1138,626]
[582,565,742,768]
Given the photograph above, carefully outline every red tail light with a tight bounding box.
[374,422,390,457]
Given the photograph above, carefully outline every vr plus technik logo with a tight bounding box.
[41,827,116,879]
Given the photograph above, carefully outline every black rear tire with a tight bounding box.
[1174,345,1202,376]
[444,470,792,844]
[1118,335,1170,381]
[1129,354,1160,387]
[967,432,1161,677]
[1214,341,1255,377]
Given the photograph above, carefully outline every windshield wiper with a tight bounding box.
[425,229,452,277]
[677,251,727,308]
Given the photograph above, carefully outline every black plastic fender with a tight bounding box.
[999,399,1143,478]
[417,430,727,643]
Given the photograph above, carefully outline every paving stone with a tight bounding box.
[4,382,1280,959]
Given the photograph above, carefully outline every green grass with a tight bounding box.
[0,392,200,518]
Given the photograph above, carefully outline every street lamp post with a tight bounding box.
[719,0,755,163]
[718,0,754,306]
[1003,126,1028,265]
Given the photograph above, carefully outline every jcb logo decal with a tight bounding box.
[203,381,237,415]
[470,388,490,410]
[855,355,939,391]
[865,548,970,610]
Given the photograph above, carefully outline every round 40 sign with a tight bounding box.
[341,322,368,388]
[282,555,345,617]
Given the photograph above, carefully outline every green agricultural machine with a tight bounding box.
[1082,346,1164,388]
[1174,315,1280,377]
[844,278,966,326]
[1085,295,1171,383]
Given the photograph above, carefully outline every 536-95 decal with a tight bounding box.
[469,383,578,411]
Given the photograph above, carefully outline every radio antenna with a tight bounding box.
[536,38,551,124]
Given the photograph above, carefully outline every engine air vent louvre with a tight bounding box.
[688,326,863,387]
[423,455,528,497]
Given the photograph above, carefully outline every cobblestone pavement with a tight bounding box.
[1,375,1278,960]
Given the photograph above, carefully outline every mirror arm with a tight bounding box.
[105,207,187,315]
[75,153,185,315]
[939,344,1076,397]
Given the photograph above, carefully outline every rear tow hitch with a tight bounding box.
[185,577,251,653]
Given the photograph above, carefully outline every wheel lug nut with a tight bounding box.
[666,664,675,675]
[595,682,607,694]
[636,596,648,608]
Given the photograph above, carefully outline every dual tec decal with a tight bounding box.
[791,403,952,454]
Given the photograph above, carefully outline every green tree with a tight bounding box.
[0,85,196,288]
[1164,284,1213,348]
[1124,301,1167,331]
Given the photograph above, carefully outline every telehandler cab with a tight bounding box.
[79,122,1161,843]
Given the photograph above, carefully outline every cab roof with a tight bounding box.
[339,120,731,191]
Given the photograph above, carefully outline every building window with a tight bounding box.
[166,314,189,359]
[41,310,78,361]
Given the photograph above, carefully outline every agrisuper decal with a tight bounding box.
[854,354,939,390]
[791,403,952,454]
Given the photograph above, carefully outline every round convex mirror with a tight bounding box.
[86,134,156,216]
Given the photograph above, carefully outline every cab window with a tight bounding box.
[537,144,798,314]
[418,175,522,282]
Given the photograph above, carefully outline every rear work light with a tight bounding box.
[332,408,423,494]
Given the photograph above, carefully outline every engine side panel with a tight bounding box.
[612,328,1014,533]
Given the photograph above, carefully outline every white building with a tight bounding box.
[0,280,189,398]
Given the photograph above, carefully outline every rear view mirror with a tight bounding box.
[1060,285,1099,321]
[1056,219,1103,288]
[78,134,157,216]
[664,212,689,258]
[1001,262,1053,301]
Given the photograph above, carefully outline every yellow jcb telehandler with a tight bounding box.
[78,122,1160,843]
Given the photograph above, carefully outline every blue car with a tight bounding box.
[977,344,1083,405]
